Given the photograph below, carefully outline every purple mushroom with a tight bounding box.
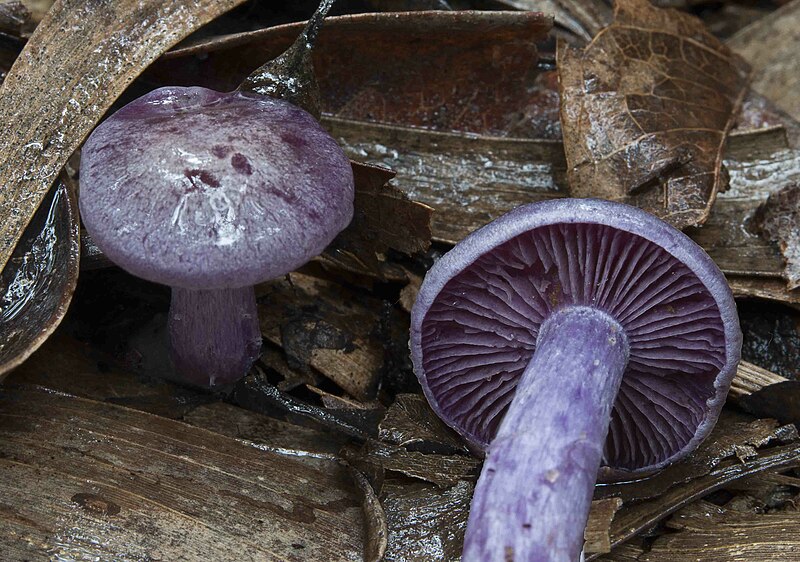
[79,86,354,387]
[410,199,741,561]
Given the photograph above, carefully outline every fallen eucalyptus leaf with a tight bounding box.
[346,439,480,488]
[0,385,365,561]
[150,10,554,138]
[382,479,472,562]
[231,364,382,441]
[0,0,248,374]
[328,117,568,244]
[558,0,750,229]
[0,179,78,380]
[728,0,800,122]
[752,184,800,289]
[349,467,389,562]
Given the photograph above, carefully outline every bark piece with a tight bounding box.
[0,385,365,561]
[558,0,750,228]
[379,394,469,455]
[258,272,406,401]
[642,500,800,560]
[752,184,800,289]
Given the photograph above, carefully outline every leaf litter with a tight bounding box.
[2,0,800,560]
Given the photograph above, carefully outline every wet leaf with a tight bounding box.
[239,0,334,117]
[349,467,389,562]
[322,161,433,280]
[4,329,211,419]
[0,0,249,374]
[0,180,78,380]
[378,393,469,455]
[150,10,554,138]
[558,0,750,229]
[752,184,800,289]
[728,0,800,122]
[381,479,473,562]
[691,127,800,287]
[0,385,365,561]
[231,364,382,441]
[182,401,351,456]
[494,0,611,43]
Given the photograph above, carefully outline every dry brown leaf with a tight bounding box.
[558,0,750,229]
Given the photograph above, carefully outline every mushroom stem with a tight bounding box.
[463,306,629,562]
[168,286,263,387]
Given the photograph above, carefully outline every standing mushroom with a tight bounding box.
[410,199,741,562]
[79,87,354,387]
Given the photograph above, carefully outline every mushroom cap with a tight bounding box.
[80,86,354,290]
[410,199,741,479]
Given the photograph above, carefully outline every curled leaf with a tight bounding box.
[558,0,750,228]
[0,180,78,379]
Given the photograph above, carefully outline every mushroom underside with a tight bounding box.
[420,221,727,472]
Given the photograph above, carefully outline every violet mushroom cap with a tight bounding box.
[410,199,741,561]
[80,86,354,387]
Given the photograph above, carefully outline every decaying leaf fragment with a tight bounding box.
[558,0,750,229]
[752,184,800,289]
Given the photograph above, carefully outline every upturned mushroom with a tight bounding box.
[79,86,354,387]
[410,199,741,562]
